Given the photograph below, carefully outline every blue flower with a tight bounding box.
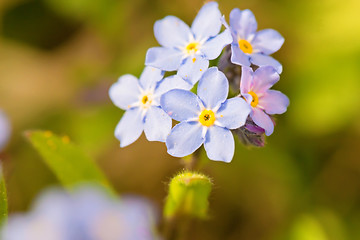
[225,9,284,73]
[145,2,232,85]
[0,110,11,152]
[1,186,160,240]
[160,67,251,163]
[109,66,192,147]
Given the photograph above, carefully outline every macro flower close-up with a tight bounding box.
[145,1,232,85]
[161,67,250,162]
[225,8,284,73]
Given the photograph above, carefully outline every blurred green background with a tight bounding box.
[1,0,360,239]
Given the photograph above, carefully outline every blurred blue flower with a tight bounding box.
[0,110,11,152]
[109,66,192,147]
[240,66,289,136]
[145,2,232,85]
[1,186,161,240]
[225,9,284,73]
[160,67,250,163]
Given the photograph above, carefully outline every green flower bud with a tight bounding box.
[164,171,212,219]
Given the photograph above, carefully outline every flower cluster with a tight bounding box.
[1,186,160,240]
[109,2,289,162]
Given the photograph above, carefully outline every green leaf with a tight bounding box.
[164,171,212,219]
[25,130,115,194]
[0,165,8,227]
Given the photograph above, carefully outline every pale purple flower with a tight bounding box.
[0,110,10,152]
[161,67,250,163]
[225,9,284,73]
[240,66,289,136]
[109,66,192,147]
[145,2,232,85]
[1,186,161,240]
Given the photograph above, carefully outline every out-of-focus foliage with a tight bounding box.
[25,131,114,193]
[1,0,360,239]
[0,167,7,226]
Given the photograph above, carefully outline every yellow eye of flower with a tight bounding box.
[199,109,216,127]
[248,91,259,107]
[238,39,253,54]
[141,95,149,104]
[185,42,199,55]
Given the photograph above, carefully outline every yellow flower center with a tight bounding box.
[140,93,152,109]
[248,91,259,107]
[238,39,253,54]
[199,109,216,127]
[185,42,199,55]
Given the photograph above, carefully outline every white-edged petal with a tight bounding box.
[216,97,251,129]
[139,66,164,90]
[201,29,233,60]
[109,74,141,110]
[250,53,283,74]
[177,57,209,85]
[204,126,234,163]
[145,47,184,71]
[115,108,144,147]
[144,106,172,142]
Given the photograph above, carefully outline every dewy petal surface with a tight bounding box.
[230,44,251,67]
[177,57,209,85]
[252,66,280,93]
[154,75,192,99]
[251,108,274,136]
[154,16,192,48]
[230,9,257,40]
[139,66,164,90]
[160,89,201,122]
[250,53,283,74]
[197,67,229,109]
[191,1,222,41]
[216,97,251,129]
[201,29,233,60]
[115,108,144,147]
[240,66,254,94]
[109,74,141,110]
[252,29,284,55]
[259,90,289,115]
[204,126,234,163]
[166,122,204,157]
[144,106,172,142]
[145,47,184,71]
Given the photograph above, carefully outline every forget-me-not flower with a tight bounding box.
[109,66,192,147]
[225,8,284,73]
[145,2,232,85]
[160,67,251,163]
[0,110,10,152]
[240,66,289,136]
[1,186,160,240]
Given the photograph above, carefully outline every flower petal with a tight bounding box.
[250,53,283,74]
[115,108,144,147]
[154,16,191,48]
[191,2,222,41]
[154,75,193,101]
[216,97,251,129]
[166,122,204,157]
[177,57,209,85]
[139,66,164,90]
[252,66,280,93]
[204,126,234,163]
[197,67,229,109]
[252,29,284,55]
[230,44,251,67]
[160,89,201,121]
[259,90,289,115]
[229,9,257,40]
[145,47,184,71]
[240,66,254,94]
[201,29,233,60]
[144,106,172,142]
[251,108,274,136]
[109,74,141,110]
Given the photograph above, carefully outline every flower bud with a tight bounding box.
[164,171,212,219]
[232,117,266,147]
